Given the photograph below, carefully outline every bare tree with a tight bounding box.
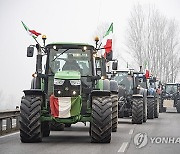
[126,4,180,83]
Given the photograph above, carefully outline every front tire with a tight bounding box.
[143,97,147,123]
[154,97,159,118]
[50,121,65,131]
[91,96,112,143]
[42,121,50,137]
[111,95,118,132]
[147,97,154,119]
[20,96,42,143]
[132,97,143,124]
[176,100,180,113]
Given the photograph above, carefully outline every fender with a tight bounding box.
[132,94,143,98]
[110,80,118,94]
[147,95,154,98]
[23,89,45,96]
[91,90,111,96]
[96,79,110,91]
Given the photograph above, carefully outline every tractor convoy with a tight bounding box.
[19,35,180,144]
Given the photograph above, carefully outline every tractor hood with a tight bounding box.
[54,71,81,80]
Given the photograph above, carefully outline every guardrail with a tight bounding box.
[0,110,20,136]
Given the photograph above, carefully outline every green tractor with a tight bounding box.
[19,36,118,143]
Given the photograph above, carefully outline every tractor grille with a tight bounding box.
[54,80,80,97]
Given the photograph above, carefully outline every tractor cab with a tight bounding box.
[163,83,179,99]
[113,70,133,95]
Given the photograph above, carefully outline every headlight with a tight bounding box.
[70,80,81,85]
[54,79,65,85]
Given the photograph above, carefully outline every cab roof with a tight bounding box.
[47,42,94,49]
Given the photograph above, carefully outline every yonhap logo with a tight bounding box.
[134,133,148,148]
[133,132,180,149]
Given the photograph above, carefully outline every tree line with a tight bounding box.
[126,4,180,83]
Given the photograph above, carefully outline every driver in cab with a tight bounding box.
[62,54,80,71]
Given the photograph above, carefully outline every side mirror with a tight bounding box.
[112,61,118,70]
[27,46,34,57]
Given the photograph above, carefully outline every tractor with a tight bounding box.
[113,70,148,124]
[19,36,119,143]
[161,83,180,113]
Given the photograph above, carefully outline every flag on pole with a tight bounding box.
[102,23,113,59]
[144,61,150,78]
[21,21,41,39]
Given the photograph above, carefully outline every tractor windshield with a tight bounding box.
[114,72,133,94]
[165,84,177,94]
[49,48,92,76]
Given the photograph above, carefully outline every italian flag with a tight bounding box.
[144,61,150,79]
[50,95,81,118]
[102,23,113,58]
[21,21,41,39]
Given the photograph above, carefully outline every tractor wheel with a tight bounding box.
[42,121,50,137]
[50,121,65,131]
[154,98,159,118]
[143,98,147,123]
[65,124,72,127]
[162,107,167,112]
[20,96,42,143]
[160,98,166,112]
[147,97,154,119]
[132,98,143,124]
[159,97,163,113]
[111,95,118,132]
[176,100,180,113]
[118,99,125,118]
[91,96,112,143]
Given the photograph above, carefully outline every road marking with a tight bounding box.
[0,132,19,139]
[129,129,134,135]
[118,142,129,153]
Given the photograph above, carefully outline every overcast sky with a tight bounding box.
[0,0,180,110]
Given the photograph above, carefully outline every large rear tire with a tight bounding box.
[118,99,124,118]
[176,100,180,113]
[159,97,163,113]
[143,97,147,123]
[50,121,65,131]
[91,96,112,143]
[65,124,72,127]
[154,97,159,118]
[111,95,118,132]
[20,96,42,143]
[147,97,154,119]
[132,98,143,124]
[42,121,50,137]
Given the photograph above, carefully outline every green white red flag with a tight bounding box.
[50,95,81,118]
[102,23,113,59]
[21,21,41,39]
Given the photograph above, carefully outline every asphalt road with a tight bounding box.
[0,108,180,154]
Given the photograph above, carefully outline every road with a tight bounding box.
[0,108,180,154]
